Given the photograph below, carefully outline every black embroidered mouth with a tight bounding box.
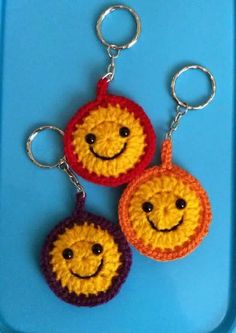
[70,259,103,279]
[89,143,127,161]
[147,216,184,233]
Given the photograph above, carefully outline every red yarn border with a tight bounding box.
[64,78,156,187]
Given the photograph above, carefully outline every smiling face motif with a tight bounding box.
[49,224,122,296]
[64,79,156,187]
[41,196,131,306]
[71,105,146,177]
[119,140,211,261]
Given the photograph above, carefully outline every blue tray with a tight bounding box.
[0,1,235,332]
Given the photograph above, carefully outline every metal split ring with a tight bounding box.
[171,64,216,110]
[96,4,141,50]
[26,125,85,194]
[26,125,64,169]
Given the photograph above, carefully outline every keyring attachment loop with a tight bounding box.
[171,64,216,110]
[26,125,64,168]
[26,125,85,194]
[96,4,141,50]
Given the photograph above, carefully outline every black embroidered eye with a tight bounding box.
[92,243,103,255]
[142,202,153,213]
[85,133,96,144]
[62,248,73,260]
[119,127,130,137]
[176,198,186,209]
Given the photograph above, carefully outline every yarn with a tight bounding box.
[119,140,211,261]
[64,78,156,187]
[41,193,132,306]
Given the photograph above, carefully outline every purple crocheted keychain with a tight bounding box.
[26,125,131,307]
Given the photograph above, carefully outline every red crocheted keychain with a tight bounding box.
[119,65,216,261]
[26,126,131,307]
[64,5,156,187]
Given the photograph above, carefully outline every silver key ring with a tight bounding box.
[26,125,85,194]
[171,64,216,110]
[96,4,141,50]
[26,125,64,168]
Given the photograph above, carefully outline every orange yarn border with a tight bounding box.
[119,140,212,261]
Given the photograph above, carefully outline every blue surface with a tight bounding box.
[0,1,235,332]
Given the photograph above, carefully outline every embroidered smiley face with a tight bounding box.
[71,105,146,177]
[142,191,188,235]
[41,197,131,306]
[64,79,156,187]
[119,140,211,261]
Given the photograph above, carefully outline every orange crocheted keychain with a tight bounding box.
[64,5,156,187]
[119,65,216,261]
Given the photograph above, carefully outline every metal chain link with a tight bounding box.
[103,47,120,81]
[58,158,85,195]
[165,105,189,140]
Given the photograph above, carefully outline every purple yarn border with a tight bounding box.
[41,193,132,307]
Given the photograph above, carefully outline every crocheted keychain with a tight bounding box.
[64,5,156,187]
[26,126,131,306]
[119,65,216,261]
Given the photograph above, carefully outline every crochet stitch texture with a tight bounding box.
[64,78,156,187]
[41,194,132,306]
[119,140,211,261]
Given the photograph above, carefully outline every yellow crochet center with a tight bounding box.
[128,175,201,250]
[72,104,146,177]
[50,223,122,296]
